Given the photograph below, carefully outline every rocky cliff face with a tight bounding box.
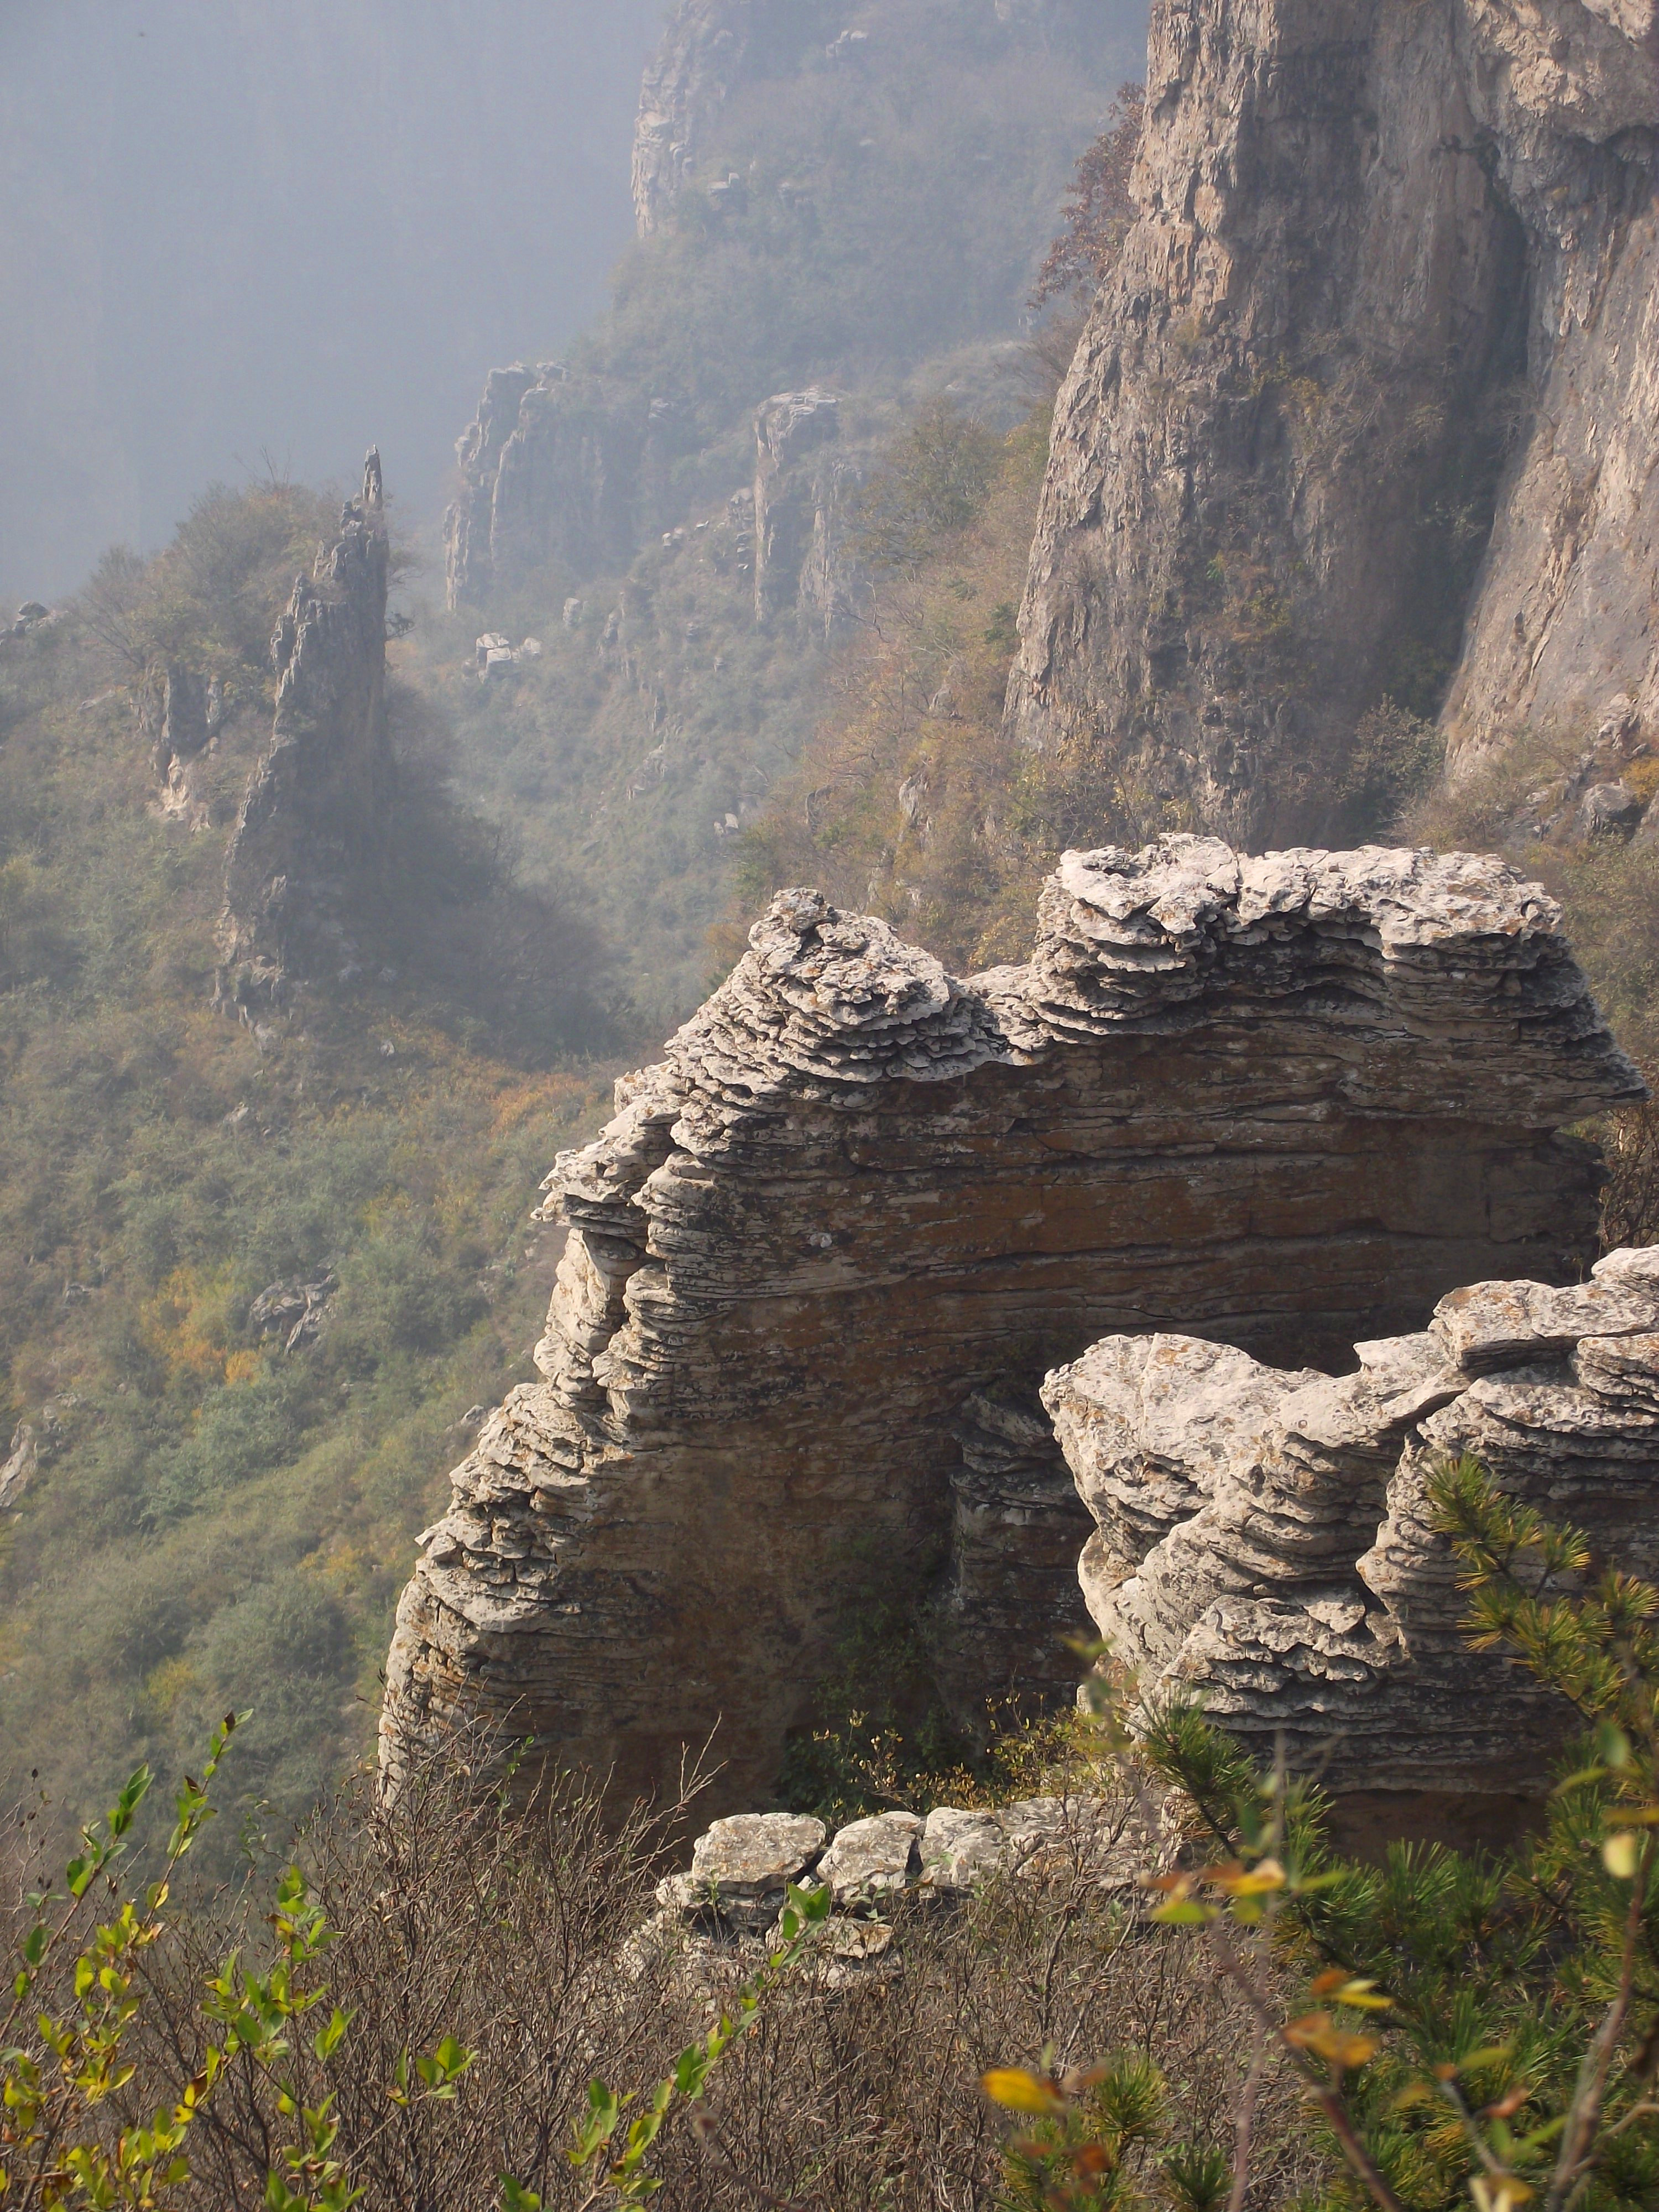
[1009,0,1659,843]
[630,1,1125,237]
[380,835,1636,1811]
[446,0,1143,615]
[446,374,859,627]
[444,369,653,611]
[752,387,860,634]
[1047,1242,1659,1838]
[632,1,839,238]
[217,452,392,1010]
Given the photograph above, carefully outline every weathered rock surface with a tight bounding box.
[216,452,392,1011]
[686,1810,827,1928]
[752,388,859,636]
[444,368,651,611]
[935,1389,1097,1737]
[0,1423,37,1512]
[1009,0,1659,842]
[817,1812,922,1903]
[380,836,1637,1809]
[247,1271,337,1354]
[1046,1241,1659,1825]
[632,2,839,238]
[447,372,862,634]
[648,1790,1163,1964]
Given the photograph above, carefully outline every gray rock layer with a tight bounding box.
[1009,0,1659,841]
[1045,1243,1659,1811]
[379,836,1637,1812]
[444,371,860,630]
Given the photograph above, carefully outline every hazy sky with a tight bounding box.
[0,1,665,601]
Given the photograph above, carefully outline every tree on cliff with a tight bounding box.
[1030,84,1144,312]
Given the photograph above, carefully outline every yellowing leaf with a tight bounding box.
[1470,2177,1535,2212]
[1602,1832,1640,1880]
[1149,1899,1214,1926]
[1284,2013,1378,2069]
[1326,1978,1391,2011]
[1211,1858,1286,1897]
[982,2068,1065,2115]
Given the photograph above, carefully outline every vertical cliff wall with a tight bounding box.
[380,837,1638,1811]
[445,0,1146,612]
[1009,0,1659,842]
[217,452,391,1010]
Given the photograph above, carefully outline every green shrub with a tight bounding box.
[987,1457,1659,2212]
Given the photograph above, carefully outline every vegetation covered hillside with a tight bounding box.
[0,487,614,1861]
[0,4,1153,1858]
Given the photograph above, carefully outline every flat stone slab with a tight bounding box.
[689,1812,826,1927]
[817,1811,921,1901]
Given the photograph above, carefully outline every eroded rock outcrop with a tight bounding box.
[447,374,861,628]
[216,452,391,1010]
[381,836,1637,1810]
[1047,1240,1659,1834]
[444,369,651,611]
[638,1792,1166,1977]
[752,388,859,635]
[1009,0,1659,841]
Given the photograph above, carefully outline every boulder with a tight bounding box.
[817,1812,921,1903]
[1579,783,1645,839]
[687,1812,826,1929]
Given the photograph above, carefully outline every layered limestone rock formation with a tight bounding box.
[216,452,392,1010]
[1009,0,1659,841]
[934,1389,1095,1738]
[1046,1241,1659,1834]
[380,836,1638,1809]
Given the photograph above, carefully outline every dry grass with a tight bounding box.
[5,1744,1327,2211]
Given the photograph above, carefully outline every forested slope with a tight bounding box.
[0,489,611,1860]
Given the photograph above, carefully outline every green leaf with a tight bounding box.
[1597,1719,1632,1769]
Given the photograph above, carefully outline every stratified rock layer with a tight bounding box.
[380,837,1638,1811]
[1046,1243,1659,1828]
[217,452,391,1009]
[1009,0,1659,838]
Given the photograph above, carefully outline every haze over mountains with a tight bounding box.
[0,1,661,601]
